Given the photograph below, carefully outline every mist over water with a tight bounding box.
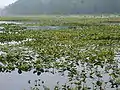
[0,0,120,90]
[1,0,120,15]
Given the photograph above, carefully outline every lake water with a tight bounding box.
[0,21,71,30]
[0,21,39,25]
[0,70,68,90]
[0,21,22,24]
[0,61,119,90]
[24,26,69,30]
[0,20,120,90]
[0,51,119,90]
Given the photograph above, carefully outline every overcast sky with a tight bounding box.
[0,0,17,8]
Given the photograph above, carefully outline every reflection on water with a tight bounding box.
[0,59,119,90]
[0,27,5,33]
[0,21,71,30]
[0,27,5,30]
[0,20,120,90]
[0,21,22,24]
[102,21,120,25]
[0,45,119,89]
[0,70,68,90]
[0,70,36,90]
[24,26,69,30]
[0,21,39,25]
[0,38,34,45]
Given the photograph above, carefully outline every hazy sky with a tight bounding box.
[0,0,17,8]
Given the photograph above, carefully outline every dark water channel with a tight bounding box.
[0,21,77,31]
[24,26,69,30]
[102,21,120,25]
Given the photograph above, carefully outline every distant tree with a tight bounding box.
[3,0,120,15]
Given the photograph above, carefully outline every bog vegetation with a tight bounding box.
[0,16,120,90]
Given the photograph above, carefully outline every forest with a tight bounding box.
[2,0,120,15]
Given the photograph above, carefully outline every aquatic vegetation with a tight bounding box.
[0,16,120,90]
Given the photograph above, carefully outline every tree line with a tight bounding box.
[3,0,120,15]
